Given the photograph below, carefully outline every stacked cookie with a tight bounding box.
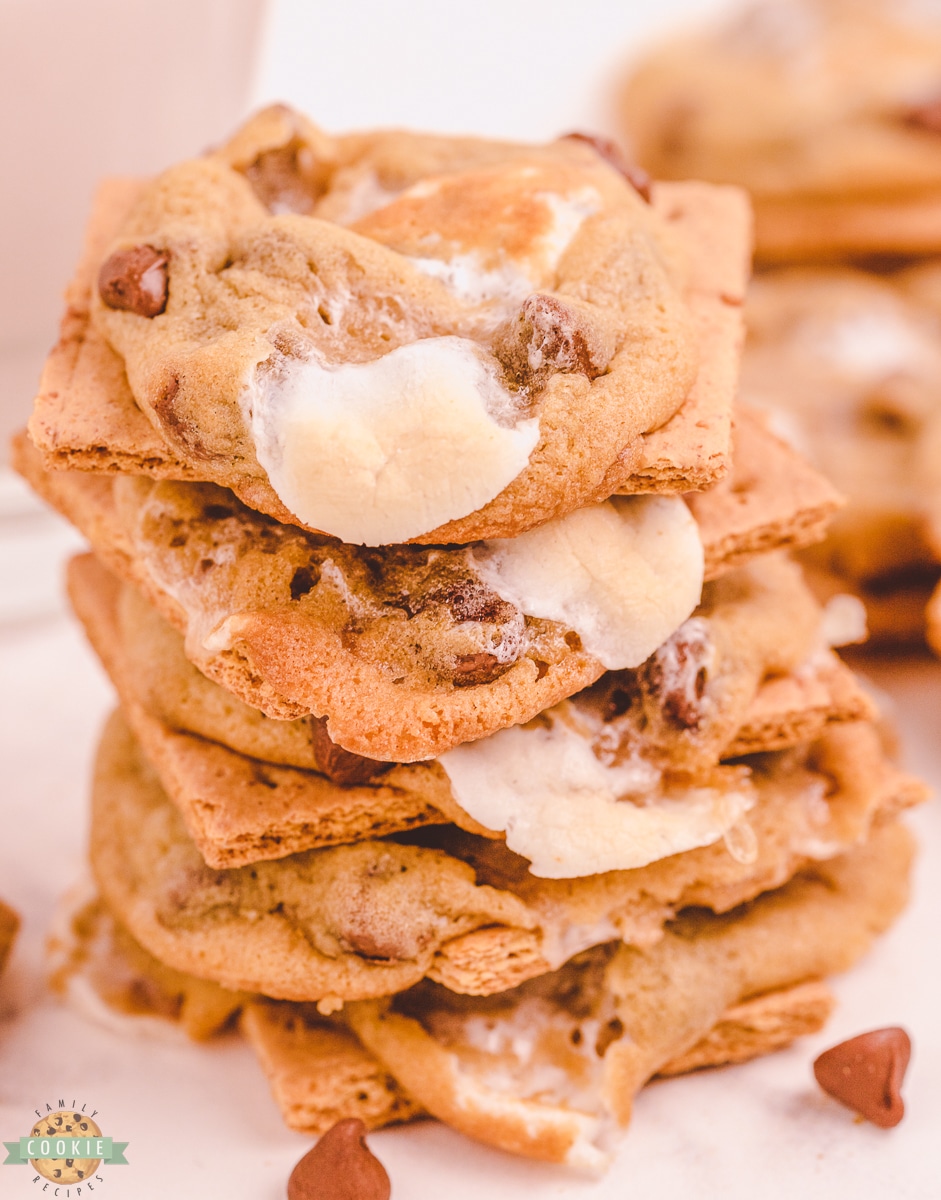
[620,0,941,649]
[16,106,926,1169]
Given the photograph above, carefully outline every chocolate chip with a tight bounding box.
[418,580,518,626]
[561,131,652,202]
[98,245,169,317]
[813,1027,911,1128]
[594,1016,625,1057]
[902,96,941,135]
[308,716,393,786]
[493,293,611,396]
[244,141,324,215]
[641,619,712,731]
[288,1118,391,1200]
[451,651,504,687]
[290,565,320,601]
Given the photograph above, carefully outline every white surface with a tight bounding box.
[251,0,728,140]
[0,483,939,1199]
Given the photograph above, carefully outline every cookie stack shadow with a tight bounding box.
[13,106,929,1170]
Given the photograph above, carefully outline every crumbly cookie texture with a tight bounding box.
[44,884,836,1139]
[0,898,19,977]
[13,428,842,763]
[48,893,243,1042]
[27,155,750,536]
[344,821,912,1168]
[71,550,867,784]
[244,978,834,1140]
[742,267,941,605]
[69,550,873,872]
[82,108,712,545]
[91,709,924,1002]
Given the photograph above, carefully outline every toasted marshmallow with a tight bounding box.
[439,705,754,878]
[475,495,704,670]
[243,335,538,544]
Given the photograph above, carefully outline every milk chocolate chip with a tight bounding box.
[813,1027,911,1128]
[641,619,712,731]
[244,140,327,214]
[309,716,393,786]
[98,246,169,317]
[562,131,652,202]
[287,1118,391,1200]
[494,293,614,396]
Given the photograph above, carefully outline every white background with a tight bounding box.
[2,1,941,1197]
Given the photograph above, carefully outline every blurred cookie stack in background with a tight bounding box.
[12,103,927,1168]
[621,0,941,652]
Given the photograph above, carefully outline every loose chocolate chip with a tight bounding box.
[813,1027,911,1128]
[562,131,652,202]
[902,96,941,135]
[288,1118,391,1200]
[308,716,393,786]
[641,619,712,731]
[493,293,610,396]
[98,245,169,317]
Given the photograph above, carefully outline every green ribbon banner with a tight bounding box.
[3,1137,129,1165]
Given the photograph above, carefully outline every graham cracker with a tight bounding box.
[242,977,834,1138]
[47,885,834,1140]
[91,710,925,1003]
[12,428,843,762]
[67,552,484,869]
[68,552,872,870]
[686,407,843,575]
[27,176,747,536]
[655,979,836,1076]
[241,1002,422,1134]
[344,822,912,1167]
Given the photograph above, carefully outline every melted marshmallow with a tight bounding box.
[243,336,538,544]
[409,187,600,317]
[474,495,704,670]
[439,709,754,878]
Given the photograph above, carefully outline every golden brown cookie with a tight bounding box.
[14,429,842,763]
[48,891,243,1041]
[68,552,872,869]
[740,267,941,642]
[243,979,834,1138]
[620,0,941,262]
[28,110,753,543]
[345,821,912,1167]
[46,884,833,1138]
[91,710,923,1003]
